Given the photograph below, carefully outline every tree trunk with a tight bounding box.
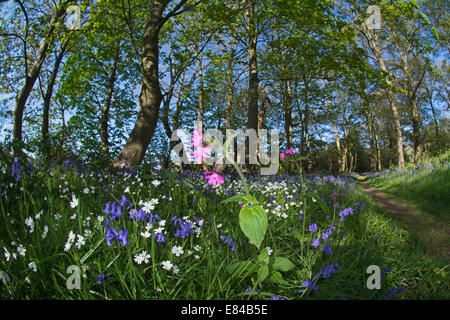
[363,29,405,168]
[246,0,258,132]
[426,87,440,138]
[113,0,172,167]
[284,80,293,149]
[374,119,382,170]
[225,37,236,130]
[100,45,120,160]
[42,40,69,159]
[13,5,67,155]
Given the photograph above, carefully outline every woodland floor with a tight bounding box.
[360,182,450,264]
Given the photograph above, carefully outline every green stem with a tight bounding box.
[300,199,307,257]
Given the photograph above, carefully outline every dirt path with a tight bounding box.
[360,182,450,264]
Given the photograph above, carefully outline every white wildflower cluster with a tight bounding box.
[24,217,34,233]
[134,251,151,265]
[28,261,37,272]
[140,198,159,213]
[64,231,86,251]
[161,260,180,274]
[140,223,153,238]
[70,194,79,208]
[41,225,49,239]
[151,180,161,187]
[183,216,204,238]
[140,218,168,238]
[4,243,26,260]
[171,245,184,257]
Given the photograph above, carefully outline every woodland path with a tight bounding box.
[360,182,450,264]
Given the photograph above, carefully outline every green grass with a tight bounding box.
[0,159,448,300]
[368,154,450,222]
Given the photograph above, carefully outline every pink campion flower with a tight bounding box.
[191,127,203,148]
[285,147,295,155]
[191,146,211,164]
[280,152,286,159]
[204,171,224,186]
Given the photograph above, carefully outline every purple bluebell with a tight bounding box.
[322,244,332,255]
[96,273,106,284]
[105,226,118,246]
[154,232,165,243]
[312,238,320,248]
[117,229,128,246]
[302,279,318,291]
[309,223,318,233]
[381,267,392,279]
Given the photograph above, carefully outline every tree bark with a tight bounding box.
[100,44,121,160]
[245,0,259,132]
[361,28,405,168]
[225,37,236,130]
[113,0,176,167]
[13,4,67,155]
[42,39,69,159]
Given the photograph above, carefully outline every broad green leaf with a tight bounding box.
[258,247,270,264]
[272,257,295,272]
[226,260,257,278]
[239,205,268,250]
[258,265,269,283]
[269,271,284,283]
[221,195,247,204]
[221,195,258,205]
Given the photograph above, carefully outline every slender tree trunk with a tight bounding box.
[426,87,440,138]
[225,37,236,130]
[364,29,405,168]
[284,80,293,149]
[246,0,258,132]
[42,40,69,159]
[13,5,67,155]
[113,0,174,167]
[100,45,120,160]
[365,112,376,171]
[374,121,382,170]
[332,120,342,171]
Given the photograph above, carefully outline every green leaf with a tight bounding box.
[258,264,269,283]
[239,205,268,250]
[80,238,103,264]
[258,247,270,264]
[269,271,284,283]
[226,260,257,278]
[221,195,258,205]
[221,195,246,204]
[272,257,295,272]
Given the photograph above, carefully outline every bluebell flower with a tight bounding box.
[309,223,318,233]
[316,264,340,279]
[312,238,320,248]
[302,279,318,291]
[381,267,391,279]
[338,208,353,222]
[118,229,128,246]
[322,244,332,255]
[244,286,258,296]
[97,273,106,284]
[229,237,236,252]
[11,157,20,176]
[154,232,165,243]
[105,226,118,246]
[268,296,285,300]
